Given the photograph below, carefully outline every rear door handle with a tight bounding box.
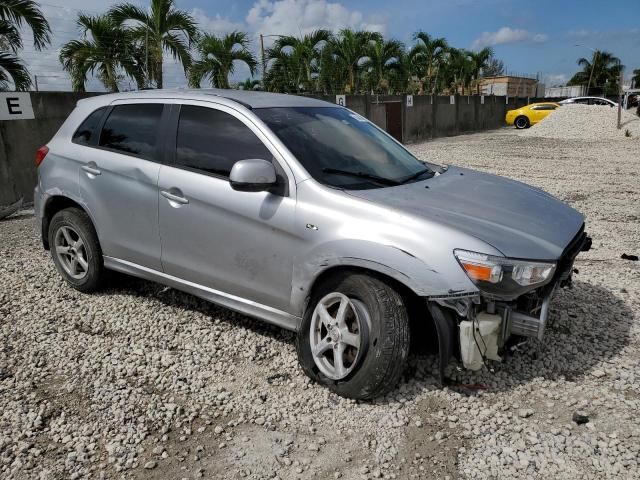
[82,162,101,176]
[161,189,189,205]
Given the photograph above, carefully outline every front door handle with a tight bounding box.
[161,189,189,205]
[82,162,101,176]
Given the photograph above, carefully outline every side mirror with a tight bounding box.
[229,159,277,192]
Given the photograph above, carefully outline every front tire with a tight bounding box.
[515,115,530,129]
[296,272,410,400]
[48,207,104,293]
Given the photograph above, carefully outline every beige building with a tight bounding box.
[478,76,539,97]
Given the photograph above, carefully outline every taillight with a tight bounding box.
[35,145,49,167]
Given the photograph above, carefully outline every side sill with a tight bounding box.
[103,256,300,331]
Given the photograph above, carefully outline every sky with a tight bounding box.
[19,0,640,91]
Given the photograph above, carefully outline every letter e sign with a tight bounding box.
[0,93,35,120]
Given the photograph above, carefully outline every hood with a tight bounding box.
[346,166,584,260]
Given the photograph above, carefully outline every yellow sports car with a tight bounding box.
[505,102,560,129]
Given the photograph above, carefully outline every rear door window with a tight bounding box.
[72,107,106,146]
[174,105,272,178]
[99,104,164,159]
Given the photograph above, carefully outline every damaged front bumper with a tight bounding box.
[429,229,592,377]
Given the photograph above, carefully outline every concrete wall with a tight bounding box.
[1,91,531,206]
[403,94,531,143]
[0,92,98,204]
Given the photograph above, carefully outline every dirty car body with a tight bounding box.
[35,89,590,399]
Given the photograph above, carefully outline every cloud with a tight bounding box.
[246,0,386,39]
[190,8,245,35]
[568,28,640,45]
[471,27,548,50]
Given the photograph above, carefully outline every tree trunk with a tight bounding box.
[156,58,163,89]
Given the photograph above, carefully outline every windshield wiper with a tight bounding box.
[322,168,400,186]
[398,167,434,184]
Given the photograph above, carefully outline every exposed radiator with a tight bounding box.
[509,285,555,340]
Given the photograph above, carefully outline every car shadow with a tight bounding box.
[401,280,634,398]
[100,274,632,401]
[102,271,297,347]
[619,115,640,129]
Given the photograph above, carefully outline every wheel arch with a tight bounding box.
[298,261,434,347]
[41,195,95,250]
[307,264,420,309]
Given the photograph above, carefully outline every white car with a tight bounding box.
[559,96,618,107]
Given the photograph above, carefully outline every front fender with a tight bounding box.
[290,239,477,315]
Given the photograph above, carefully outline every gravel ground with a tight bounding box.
[1,128,639,480]
[521,104,640,140]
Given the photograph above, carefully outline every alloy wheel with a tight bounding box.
[309,292,369,380]
[54,225,89,280]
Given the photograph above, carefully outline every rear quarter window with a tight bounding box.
[72,107,107,146]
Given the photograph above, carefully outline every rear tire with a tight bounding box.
[296,272,410,400]
[515,116,530,129]
[48,207,104,293]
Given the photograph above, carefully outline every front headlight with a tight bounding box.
[454,249,556,296]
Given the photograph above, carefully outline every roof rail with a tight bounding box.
[198,90,253,110]
[221,96,252,110]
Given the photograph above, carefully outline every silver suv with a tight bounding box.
[35,89,591,399]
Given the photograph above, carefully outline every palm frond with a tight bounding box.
[108,3,149,26]
[0,18,22,51]
[0,51,31,90]
[0,0,51,50]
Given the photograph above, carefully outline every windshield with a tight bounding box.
[254,107,435,189]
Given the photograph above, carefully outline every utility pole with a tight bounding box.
[586,50,597,96]
[34,75,38,92]
[575,44,598,97]
[617,62,623,129]
[145,29,149,88]
[259,34,286,88]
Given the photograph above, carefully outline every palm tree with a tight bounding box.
[316,44,347,94]
[568,50,622,96]
[239,77,260,91]
[361,38,404,94]
[60,14,144,92]
[441,47,474,95]
[387,50,419,94]
[188,32,257,89]
[266,30,330,92]
[0,51,28,90]
[482,56,505,78]
[467,47,493,94]
[0,0,51,90]
[264,45,298,93]
[109,0,198,89]
[329,29,382,93]
[410,31,448,94]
